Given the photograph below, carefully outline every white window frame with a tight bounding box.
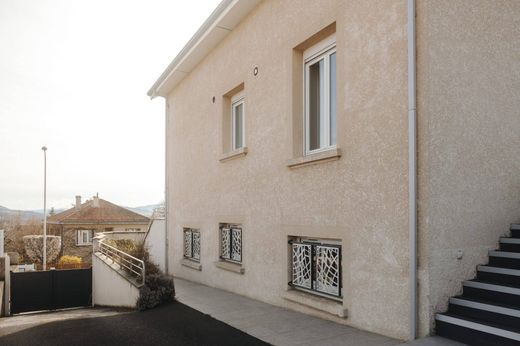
[77,229,92,246]
[303,34,337,155]
[231,91,245,150]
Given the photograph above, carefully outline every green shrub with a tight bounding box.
[137,274,175,311]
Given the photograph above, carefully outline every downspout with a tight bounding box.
[408,0,417,341]
[164,101,170,275]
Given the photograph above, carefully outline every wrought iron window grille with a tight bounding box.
[183,229,200,262]
[288,238,342,299]
[220,225,242,263]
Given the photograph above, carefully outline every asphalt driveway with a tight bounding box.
[0,302,270,346]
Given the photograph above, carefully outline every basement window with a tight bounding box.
[183,228,200,262]
[77,230,93,246]
[220,224,242,263]
[289,237,342,299]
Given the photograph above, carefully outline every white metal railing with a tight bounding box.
[97,240,145,286]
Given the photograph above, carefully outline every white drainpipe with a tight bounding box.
[408,0,418,340]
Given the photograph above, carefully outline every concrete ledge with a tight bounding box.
[286,148,341,169]
[214,261,245,274]
[283,289,347,318]
[219,147,248,162]
[181,259,202,271]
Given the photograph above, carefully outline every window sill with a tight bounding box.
[283,289,347,318]
[76,244,92,247]
[219,147,248,163]
[181,258,202,271]
[287,148,341,169]
[214,260,245,274]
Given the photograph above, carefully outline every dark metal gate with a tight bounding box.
[10,268,92,314]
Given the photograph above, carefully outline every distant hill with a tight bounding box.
[125,204,161,217]
[0,206,42,223]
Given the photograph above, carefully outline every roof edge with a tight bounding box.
[147,0,261,99]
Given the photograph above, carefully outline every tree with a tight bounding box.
[23,235,61,265]
[49,207,55,216]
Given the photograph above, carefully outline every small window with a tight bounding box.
[220,224,242,263]
[183,228,200,262]
[231,92,245,150]
[289,237,341,299]
[77,230,92,246]
[304,35,336,154]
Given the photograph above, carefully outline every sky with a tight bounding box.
[0,0,221,210]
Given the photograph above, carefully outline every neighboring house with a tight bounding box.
[48,195,150,262]
[148,0,520,342]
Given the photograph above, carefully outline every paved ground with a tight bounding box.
[0,278,464,346]
[0,303,268,345]
[174,278,464,346]
[0,307,129,337]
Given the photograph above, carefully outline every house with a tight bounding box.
[147,0,520,342]
[47,195,150,262]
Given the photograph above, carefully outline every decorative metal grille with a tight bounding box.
[183,230,192,258]
[231,228,242,262]
[220,225,242,263]
[183,229,200,262]
[192,231,201,260]
[316,245,340,296]
[221,228,231,260]
[291,243,312,289]
[290,240,341,298]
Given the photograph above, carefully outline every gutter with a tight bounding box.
[408,0,418,340]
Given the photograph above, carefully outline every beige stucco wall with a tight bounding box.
[166,0,410,339]
[416,0,520,336]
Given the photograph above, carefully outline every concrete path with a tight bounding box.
[175,278,464,346]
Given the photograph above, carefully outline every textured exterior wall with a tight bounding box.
[416,0,520,336]
[166,0,410,339]
[92,254,139,308]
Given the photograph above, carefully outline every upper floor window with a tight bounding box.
[231,92,245,150]
[183,228,200,262]
[304,35,336,154]
[220,224,242,263]
[77,229,92,246]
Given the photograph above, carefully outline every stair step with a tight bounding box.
[500,238,520,252]
[489,251,520,270]
[436,313,520,346]
[511,224,520,238]
[463,280,520,307]
[501,238,520,244]
[449,297,520,330]
[477,265,520,286]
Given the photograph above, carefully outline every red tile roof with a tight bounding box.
[47,198,150,225]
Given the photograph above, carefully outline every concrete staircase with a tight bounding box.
[436,224,520,345]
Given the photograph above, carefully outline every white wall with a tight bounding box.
[145,219,166,273]
[92,254,139,308]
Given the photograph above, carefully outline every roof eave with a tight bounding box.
[147,0,261,99]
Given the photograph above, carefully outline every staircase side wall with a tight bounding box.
[416,0,520,336]
[92,254,139,308]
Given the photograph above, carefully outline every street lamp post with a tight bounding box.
[42,146,47,271]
